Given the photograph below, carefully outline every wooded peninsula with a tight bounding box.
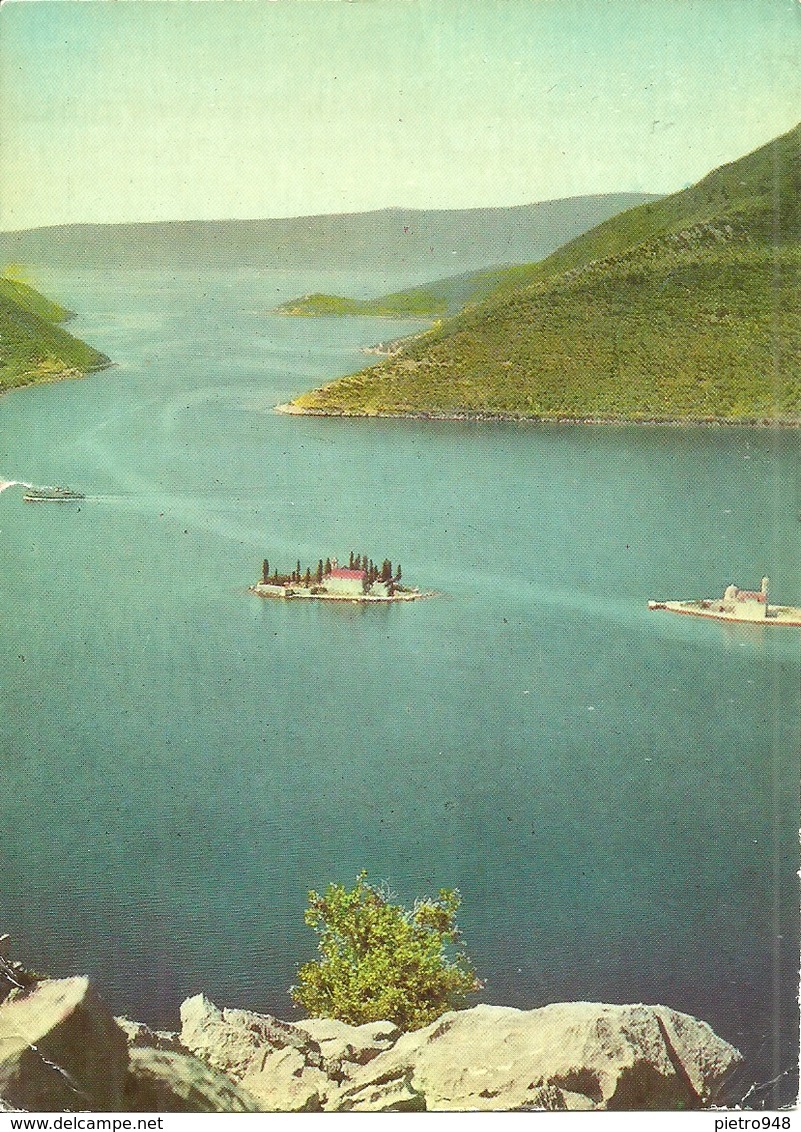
[277,124,801,424]
[0,274,111,394]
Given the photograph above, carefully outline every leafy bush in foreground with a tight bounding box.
[290,871,482,1031]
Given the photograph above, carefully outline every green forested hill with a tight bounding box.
[274,198,662,319]
[0,277,73,324]
[0,277,111,392]
[288,124,801,422]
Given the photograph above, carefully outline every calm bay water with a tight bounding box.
[1,268,799,1105]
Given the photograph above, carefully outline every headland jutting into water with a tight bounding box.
[0,275,111,396]
[275,124,801,425]
[249,553,432,602]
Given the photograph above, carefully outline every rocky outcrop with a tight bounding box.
[178,993,345,1111]
[292,1017,401,1065]
[333,1002,742,1111]
[114,1017,182,1053]
[240,1047,331,1112]
[0,978,129,1112]
[0,966,743,1113]
[115,1009,259,1113]
[0,977,259,1113]
[177,997,742,1112]
[179,993,335,1078]
[123,1048,260,1113]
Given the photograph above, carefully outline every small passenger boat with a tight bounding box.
[23,486,85,502]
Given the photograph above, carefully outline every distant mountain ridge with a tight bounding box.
[286,124,801,423]
[0,195,658,276]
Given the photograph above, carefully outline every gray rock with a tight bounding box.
[338,1002,743,1112]
[4,982,738,1113]
[124,1047,260,1112]
[240,1047,328,1111]
[0,977,128,1111]
[114,1017,182,1052]
[179,994,313,1079]
[335,1064,427,1112]
[179,993,343,1111]
[524,1084,570,1111]
[292,1017,400,1065]
[359,1020,402,1044]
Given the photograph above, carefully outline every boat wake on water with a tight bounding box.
[0,478,85,501]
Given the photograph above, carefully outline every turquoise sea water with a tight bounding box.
[1,269,798,1106]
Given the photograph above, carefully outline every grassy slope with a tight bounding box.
[291,124,801,422]
[0,277,111,392]
[0,277,74,324]
[274,259,583,320]
[275,198,663,320]
[275,265,523,319]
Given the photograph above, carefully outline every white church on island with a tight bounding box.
[719,577,770,619]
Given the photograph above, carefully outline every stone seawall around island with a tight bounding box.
[249,582,433,603]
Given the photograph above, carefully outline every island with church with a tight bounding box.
[249,553,432,602]
[648,577,801,626]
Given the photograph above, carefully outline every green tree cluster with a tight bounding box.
[260,553,404,589]
[290,871,481,1031]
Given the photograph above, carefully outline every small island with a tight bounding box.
[249,553,432,602]
[648,577,801,626]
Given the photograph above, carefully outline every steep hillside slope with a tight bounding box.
[286,125,801,422]
[274,197,662,319]
[0,277,111,392]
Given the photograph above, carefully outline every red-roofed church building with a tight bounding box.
[323,566,367,596]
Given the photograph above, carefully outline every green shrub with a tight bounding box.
[290,871,482,1031]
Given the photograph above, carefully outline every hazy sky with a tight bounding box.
[1,0,800,230]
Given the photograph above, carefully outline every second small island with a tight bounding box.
[249,553,432,602]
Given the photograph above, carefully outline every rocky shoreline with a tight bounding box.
[1,360,115,399]
[249,582,434,603]
[0,961,744,1112]
[274,402,801,427]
